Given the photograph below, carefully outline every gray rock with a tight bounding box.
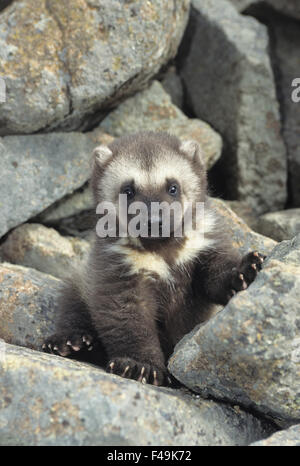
[251,424,300,446]
[181,0,287,213]
[0,263,61,350]
[169,234,300,427]
[37,184,93,225]
[210,198,276,256]
[0,342,275,446]
[1,223,90,280]
[226,200,259,231]
[265,13,300,207]
[257,209,300,242]
[99,80,222,170]
[161,66,184,108]
[0,130,112,239]
[229,0,300,20]
[0,0,190,134]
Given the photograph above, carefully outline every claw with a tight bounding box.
[138,366,145,382]
[122,365,130,377]
[72,345,80,351]
[251,263,257,270]
[109,362,115,373]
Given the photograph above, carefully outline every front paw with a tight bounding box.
[229,251,266,297]
[106,357,171,387]
[42,332,94,357]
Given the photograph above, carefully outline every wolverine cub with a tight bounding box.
[43,131,265,386]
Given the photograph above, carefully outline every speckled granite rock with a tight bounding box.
[210,198,276,256]
[99,80,222,169]
[181,0,287,213]
[169,234,300,428]
[250,424,300,446]
[0,343,275,446]
[1,224,90,280]
[229,0,300,20]
[257,209,300,242]
[0,263,61,350]
[0,130,112,239]
[0,0,190,134]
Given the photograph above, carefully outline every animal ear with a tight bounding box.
[179,140,205,166]
[93,145,113,166]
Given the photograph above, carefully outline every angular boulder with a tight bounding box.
[262,11,300,206]
[0,263,61,350]
[210,198,276,256]
[257,209,300,242]
[99,80,222,170]
[181,0,287,213]
[0,343,275,446]
[36,184,93,225]
[0,0,190,134]
[1,224,90,280]
[169,234,300,427]
[229,0,300,20]
[250,424,300,446]
[0,130,112,239]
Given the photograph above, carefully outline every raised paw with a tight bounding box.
[230,251,266,296]
[42,332,94,357]
[106,357,171,387]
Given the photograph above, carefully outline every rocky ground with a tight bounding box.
[0,0,299,446]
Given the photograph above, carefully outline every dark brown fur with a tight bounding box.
[43,132,265,386]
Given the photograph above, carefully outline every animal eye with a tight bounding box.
[122,186,135,199]
[168,184,178,196]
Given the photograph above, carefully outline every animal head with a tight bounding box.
[91,132,207,241]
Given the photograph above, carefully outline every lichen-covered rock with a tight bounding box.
[99,80,222,169]
[1,224,90,280]
[0,263,61,350]
[181,0,287,213]
[0,343,275,446]
[229,0,300,20]
[0,130,112,239]
[210,198,276,256]
[257,209,300,242]
[0,0,190,135]
[169,234,300,427]
[250,424,300,446]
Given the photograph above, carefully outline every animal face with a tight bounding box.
[91,132,207,240]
